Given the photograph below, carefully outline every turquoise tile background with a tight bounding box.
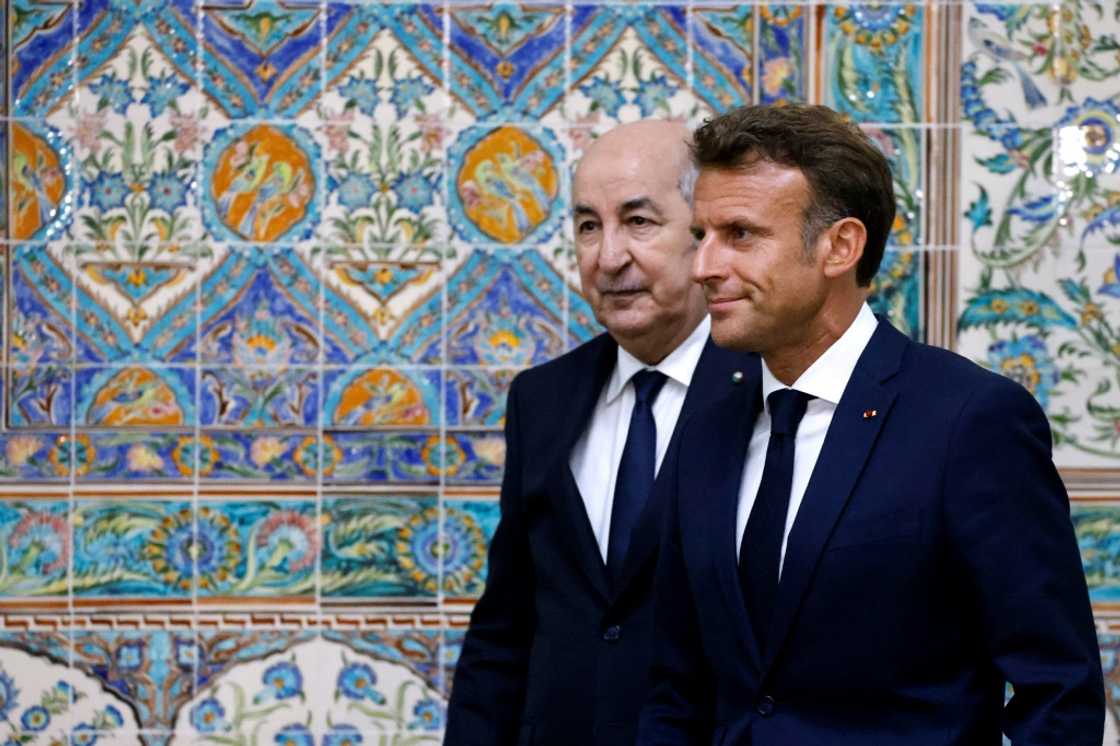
[2,0,1120,742]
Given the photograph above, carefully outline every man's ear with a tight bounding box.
[820,218,866,280]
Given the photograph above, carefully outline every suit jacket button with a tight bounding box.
[602,625,621,643]
[756,695,775,717]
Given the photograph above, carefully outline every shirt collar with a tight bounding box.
[606,315,711,405]
[761,303,878,410]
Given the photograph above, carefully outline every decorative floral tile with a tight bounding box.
[959,123,1059,269]
[321,432,438,484]
[440,630,465,698]
[447,3,565,122]
[9,244,73,366]
[79,432,195,482]
[176,636,443,744]
[195,499,318,600]
[323,367,442,428]
[1095,634,1120,737]
[8,366,72,429]
[72,499,195,599]
[567,285,605,352]
[0,641,142,744]
[691,6,755,111]
[1072,501,1120,604]
[446,123,567,254]
[0,500,70,599]
[73,256,200,365]
[196,431,318,483]
[0,433,72,481]
[442,499,500,599]
[568,5,698,133]
[321,495,438,598]
[200,246,321,365]
[442,249,565,367]
[199,0,325,119]
[443,431,506,486]
[869,249,923,340]
[200,367,320,428]
[64,28,207,253]
[444,368,516,428]
[1052,100,1120,256]
[73,366,197,428]
[956,245,1120,466]
[963,4,1120,128]
[70,629,198,733]
[307,431,503,486]
[11,0,77,116]
[322,256,444,365]
[318,3,449,249]
[759,5,807,105]
[824,3,925,124]
[200,122,323,248]
[866,126,925,249]
[9,121,75,243]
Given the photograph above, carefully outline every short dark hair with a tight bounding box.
[691,104,895,287]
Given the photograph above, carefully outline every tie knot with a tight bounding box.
[631,370,668,406]
[767,388,814,436]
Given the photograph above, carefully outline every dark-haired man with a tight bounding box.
[639,104,1103,745]
[445,120,753,746]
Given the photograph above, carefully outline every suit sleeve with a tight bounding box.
[943,375,1104,745]
[638,424,714,746]
[445,374,535,745]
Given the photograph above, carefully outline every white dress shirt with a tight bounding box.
[571,316,711,562]
[735,304,878,576]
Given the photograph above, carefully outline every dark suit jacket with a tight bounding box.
[445,332,754,746]
[639,319,1104,746]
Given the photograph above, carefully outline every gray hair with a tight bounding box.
[677,157,698,208]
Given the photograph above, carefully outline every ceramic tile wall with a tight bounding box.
[2,0,1120,742]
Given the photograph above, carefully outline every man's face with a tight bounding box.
[572,143,704,353]
[690,161,828,353]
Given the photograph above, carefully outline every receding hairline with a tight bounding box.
[573,121,696,203]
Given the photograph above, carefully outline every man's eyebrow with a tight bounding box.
[620,197,663,216]
[573,204,597,217]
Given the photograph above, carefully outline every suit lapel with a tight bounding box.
[613,341,751,598]
[705,367,765,672]
[548,334,617,603]
[762,320,908,669]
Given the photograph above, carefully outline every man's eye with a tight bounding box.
[690,228,705,241]
[576,221,599,234]
[732,226,751,240]
[629,216,651,227]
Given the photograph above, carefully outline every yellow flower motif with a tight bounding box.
[762,58,793,98]
[990,298,1010,314]
[472,436,506,467]
[250,436,287,468]
[1081,302,1103,325]
[5,436,42,467]
[127,443,164,472]
[1018,300,1040,316]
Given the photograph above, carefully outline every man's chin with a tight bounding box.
[710,318,761,352]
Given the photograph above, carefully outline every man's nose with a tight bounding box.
[598,227,630,273]
[691,234,723,284]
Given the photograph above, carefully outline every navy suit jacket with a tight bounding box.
[445,332,754,746]
[639,319,1104,746]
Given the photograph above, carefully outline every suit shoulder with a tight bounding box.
[511,334,613,393]
[900,339,1042,412]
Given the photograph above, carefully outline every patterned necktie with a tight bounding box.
[607,370,668,587]
[739,388,814,650]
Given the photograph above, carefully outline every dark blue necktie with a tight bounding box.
[607,369,668,586]
[739,388,814,651]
